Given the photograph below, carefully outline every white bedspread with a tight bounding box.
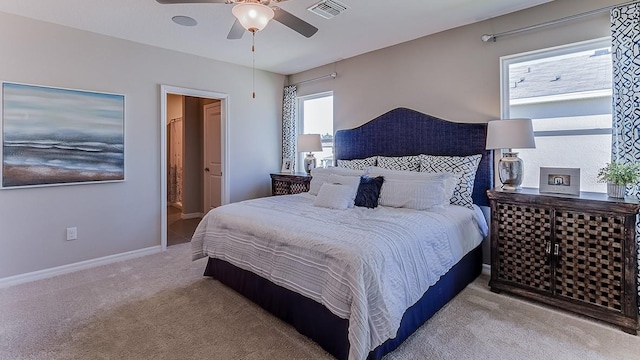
[192,193,486,360]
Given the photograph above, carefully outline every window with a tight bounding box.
[297,92,334,171]
[501,38,612,192]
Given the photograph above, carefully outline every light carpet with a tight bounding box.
[1,243,639,360]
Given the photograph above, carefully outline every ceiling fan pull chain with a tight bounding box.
[252,31,256,99]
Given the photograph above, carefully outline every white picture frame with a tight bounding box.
[281,158,293,173]
[539,167,580,196]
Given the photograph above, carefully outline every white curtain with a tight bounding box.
[282,85,297,169]
[611,2,640,310]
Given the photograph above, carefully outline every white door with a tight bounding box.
[203,102,222,212]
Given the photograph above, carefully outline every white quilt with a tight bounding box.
[191,193,486,360]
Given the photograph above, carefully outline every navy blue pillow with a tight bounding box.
[354,176,385,208]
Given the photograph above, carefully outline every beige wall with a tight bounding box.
[290,0,621,130]
[0,12,284,279]
[289,0,622,264]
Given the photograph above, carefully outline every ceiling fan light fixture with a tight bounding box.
[232,2,275,32]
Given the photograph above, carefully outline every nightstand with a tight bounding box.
[270,173,311,195]
[487,187,640,334]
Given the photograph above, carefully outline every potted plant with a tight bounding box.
[597,161,640,198]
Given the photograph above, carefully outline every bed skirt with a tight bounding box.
[204,244,483,360]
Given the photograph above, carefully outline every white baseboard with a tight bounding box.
[482,263,491,276]
[181,212,203,220]
[0,245,162,289]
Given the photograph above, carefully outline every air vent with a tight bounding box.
[308,0,348,19]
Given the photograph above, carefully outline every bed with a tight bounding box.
[192,107,493,360]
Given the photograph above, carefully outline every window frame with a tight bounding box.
[500,37,612,138]
[499,37,613,192]
[296,91,334,172]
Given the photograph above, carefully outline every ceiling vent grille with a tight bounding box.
[307,0,348,19]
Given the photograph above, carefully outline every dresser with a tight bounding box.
[487,188,640,334]
[270,173,311,195]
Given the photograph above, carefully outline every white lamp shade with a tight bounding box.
[486,118,536,150]
[297,134,323,152]
[232,3,274,32]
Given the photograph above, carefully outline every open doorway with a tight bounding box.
[160,85,229,250]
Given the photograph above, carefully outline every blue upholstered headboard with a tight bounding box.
[334,108,494,207]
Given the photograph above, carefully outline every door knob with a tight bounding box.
[205,168,210,172]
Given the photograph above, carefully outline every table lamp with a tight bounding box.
[297,134,322,175]
[486,118,536,190]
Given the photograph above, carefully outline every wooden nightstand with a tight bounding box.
[270,173,311,195]
[487,187,640,334]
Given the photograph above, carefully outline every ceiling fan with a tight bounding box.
[156,0,318,39]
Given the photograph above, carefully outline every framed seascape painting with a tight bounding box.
[1,82,125,189]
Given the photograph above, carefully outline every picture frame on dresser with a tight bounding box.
[539,167,580,195]
[281,158,293,173]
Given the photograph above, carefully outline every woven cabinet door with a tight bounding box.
[272,178,292,195]
[496,203,552,292]
[554,211,625,312]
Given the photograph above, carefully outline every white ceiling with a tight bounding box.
[0,0,553,75]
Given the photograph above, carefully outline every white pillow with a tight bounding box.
[377,177,452,210]
[365,166,457,197]
[309,167,363,195]
[380,175,456,210]
[327,174,360,208]
[419,154,481,208]
[337,156,377,170]
[313,183,354,210]
[365,167,456,210]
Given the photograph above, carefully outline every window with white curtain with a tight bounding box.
[501,38,612,192]
[297,92,334,171]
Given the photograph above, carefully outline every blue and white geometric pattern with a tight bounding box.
[611,3,640,312]
[337,156,377,170]
[377,155,420,171]
[282,85,297,168]
[419,154,481,209]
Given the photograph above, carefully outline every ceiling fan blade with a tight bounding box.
[272,8,318,38]
[156,0,227,4]
[227,19,245,40]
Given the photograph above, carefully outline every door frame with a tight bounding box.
[160,85,230,250]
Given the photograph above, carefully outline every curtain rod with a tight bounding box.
[292,72,337,86]
[481,0,639,42]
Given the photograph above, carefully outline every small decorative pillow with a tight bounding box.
[376,155,420,172]
[327,174,360,207]
[419,154,481,208]
[309,167,364,195]
[337,156,377,170]
[313,183,354,210]
[354,176,385,208]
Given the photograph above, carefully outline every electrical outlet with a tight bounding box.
[66,227,77,241]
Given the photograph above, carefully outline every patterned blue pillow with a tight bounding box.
[377,156,420,171]
[337,156,377,170]
[419,154,481,208]
[354,176,385,208]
